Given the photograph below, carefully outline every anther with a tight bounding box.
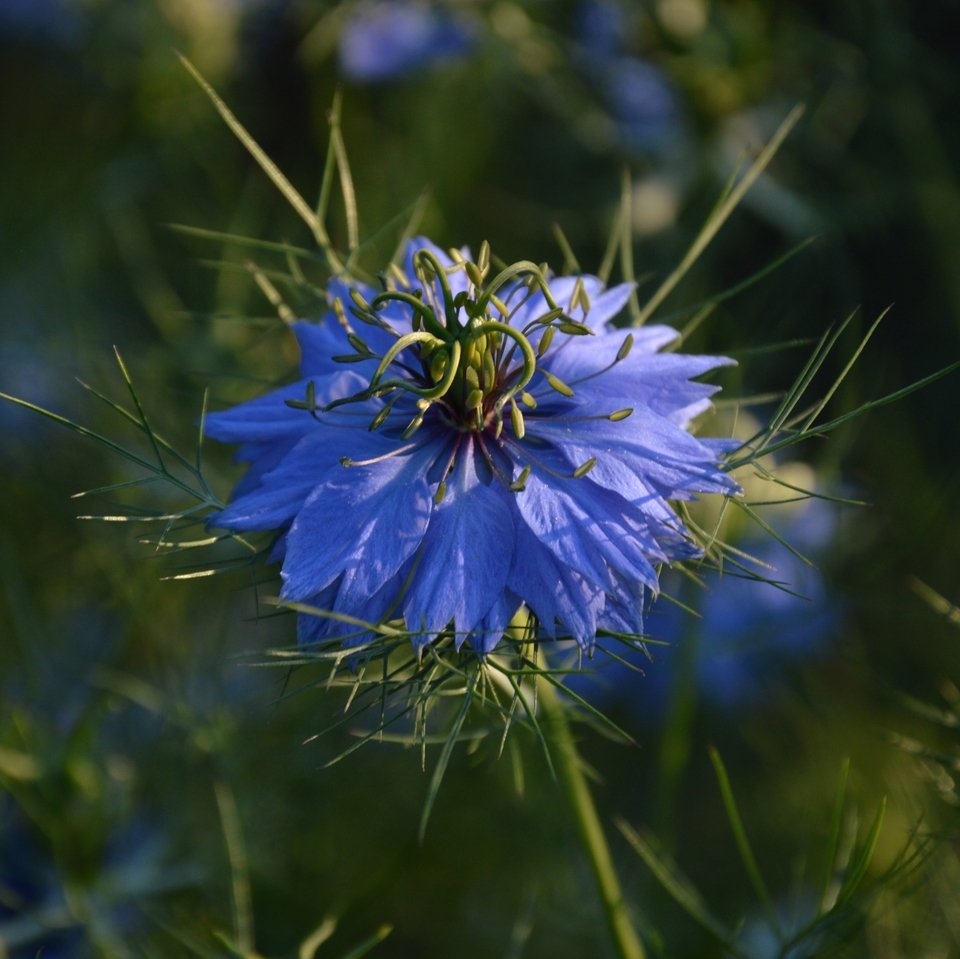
[510,465,531,492]
[510,400,525,440]
[543,370,575,397]
[537,325,555,357]
[572,457,597,479]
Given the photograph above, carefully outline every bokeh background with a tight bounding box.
[2,2,958,957]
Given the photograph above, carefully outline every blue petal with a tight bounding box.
[281,438,443,602]
[507,522,605,647]
[401,438,516,641]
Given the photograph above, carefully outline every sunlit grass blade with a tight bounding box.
[246,259,296,325]
[708,746,782,936]
[214,779,254,956]
[728,499,816,568]
[635,105,804,326]
[335,923,393,959]
[661,235,819,340]
[552,222,581,275]
[168,223,324,261]
[818,758,851,912]
[797,306,889,434]
[616,819,746,957]
[619,167,642,323]
[419,669,477,840]
[597,181,627,285]
[328,90,359,253]
[728,357,960,469]
[177,52,345,274]
[299,916,338,959]
[485,657,555,778]
[834,796,887,907]
[910,578,960,627]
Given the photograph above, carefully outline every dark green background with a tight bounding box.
[2,2,958,957]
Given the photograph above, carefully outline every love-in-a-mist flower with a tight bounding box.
[205,239,738,655]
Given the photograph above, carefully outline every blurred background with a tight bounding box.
[1,1,958,957]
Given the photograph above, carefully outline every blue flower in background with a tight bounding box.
[575,492,840,714]
[576,0,680,150]
[206,239,737,654]
[338,1,475,83]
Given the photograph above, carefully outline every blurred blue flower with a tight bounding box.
[576,0,680,150]
[206,238,737,654]
[578,493,840,714]
[338,1,475,83]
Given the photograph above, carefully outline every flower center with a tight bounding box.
[321,246,591,441]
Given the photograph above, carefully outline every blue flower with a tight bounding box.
[206,238,738,655]
[568,491,840,715]
[338,1,475,83]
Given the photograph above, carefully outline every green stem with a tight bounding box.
[538,671,647,959]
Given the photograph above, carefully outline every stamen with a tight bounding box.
[341,442,418,467]
[572,457,597,479]
[509,464,531,492]
[510,399,525,440]
[542,370,575,397]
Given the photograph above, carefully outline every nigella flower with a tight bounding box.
[338,1,475,83]
[205,239,738,655]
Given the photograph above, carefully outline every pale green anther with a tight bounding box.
[349,288,371,312]
[368,402,394,432]
[332,297,350,329]
[464,365,480,393]
[494,417,504,439]
[490,294,510,318]
[465,387,484,410]
[478,240,490,274]
[533,307,565,326]
[537,325,555,357]
[482,348,497,389]
[569,277,590,314]
[520,391,537,409]
[429,350,448,382]
[465,261,484,289]
[402,413,425,439]
[448,248,465,264]
[543,370,575,397]
[557,320,593,336]
[467,338,485,371]
[416,397,432,411]
[608,408,634,421]
[387,262,409,288]
[434,481,447,505]
[347,332,369,354]
[617,333,634,362]
[572,457,597,479]
[510,465,531,492]
[510,400,525,440]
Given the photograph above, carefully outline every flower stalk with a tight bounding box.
[537,666,647,959]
